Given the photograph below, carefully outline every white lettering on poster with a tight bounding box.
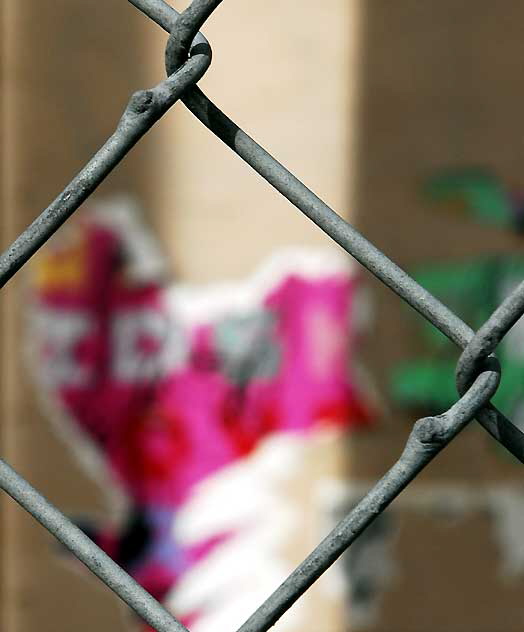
[34,308,93,387]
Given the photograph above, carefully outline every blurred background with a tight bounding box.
[3,1,524,631]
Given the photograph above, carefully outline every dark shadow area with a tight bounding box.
[351,2,524,630]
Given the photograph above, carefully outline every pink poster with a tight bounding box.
[28,197,374,630]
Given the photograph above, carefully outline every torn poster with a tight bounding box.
[27,196,375,631]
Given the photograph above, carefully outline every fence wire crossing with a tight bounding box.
[1,1,524,630]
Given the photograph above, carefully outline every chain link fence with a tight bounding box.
[2,1,524,630]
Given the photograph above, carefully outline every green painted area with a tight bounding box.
[391,169,524,462]
[425,168,514,227]
[390,257,524,439]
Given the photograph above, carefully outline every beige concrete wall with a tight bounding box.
[147,0,361,283]
[146,4,362,628]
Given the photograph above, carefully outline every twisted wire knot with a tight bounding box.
[456,279,524,402]
[165,0,221,78]
[453,278,524,461]
[455,345,501,400]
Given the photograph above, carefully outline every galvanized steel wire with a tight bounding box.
[1,1,524,630]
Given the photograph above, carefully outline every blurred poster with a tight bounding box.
[27,196,375,631]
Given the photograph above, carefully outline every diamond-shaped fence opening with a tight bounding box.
[2,1,524,631]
